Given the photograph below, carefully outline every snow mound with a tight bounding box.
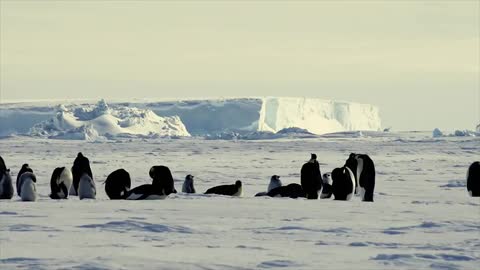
[29,100,190,139]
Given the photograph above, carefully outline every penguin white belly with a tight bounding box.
[232,186,243,197]
[355,157,364,196]
[268,180,282,192]
[59,169,73,197]
[468,190,472,197]
[143,194,167,200]
[78,174,96,200]
[20,179,37,202]
[345,167,356,201]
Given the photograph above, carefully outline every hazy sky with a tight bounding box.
[1,1,479,130]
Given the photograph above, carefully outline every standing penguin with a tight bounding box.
[78,173,96,200]
[105,169,131,199]
[16,164,33,196]
[345,153,376,202]
[70,152,93,196]
[331,167,356,201]
[182,174,196,194]
[467,161,480,197]
[205,180,243,196]
[49,167,73,199]
[300,153,322,199]
[320,173,333,199]
[0,156,14,199]
[18,172,37,201]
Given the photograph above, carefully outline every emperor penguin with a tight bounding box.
[300,153,322,199]
[0,155,14,199]
[49,167,73,199]
[267,175,282,192]
[320,173,333,199]
[331,167,356,201]
[105,169,131,199]
[345,153,376,202]
[70,152,93,196]
[205,180,243,197]
[467,161,480,197]
[16,164,33,196]
[78,173,96,200]
[182,174,196,194]
[18,172,37,202]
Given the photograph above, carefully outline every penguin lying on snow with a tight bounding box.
[49,167,73,199]
[16,164,33,196]
[267,183,305,199]
[124,166,176,200]
[205,180,243,196]
[345,153,375,202]
[255,175,282,197]
[300,153,322,199]
[70,152,93,196]
[105,169,131,199]
[467,161,480,197]
[18,171,37,201]
[182,174,196,194]
[0,155,14,200]
[331,167,355,201]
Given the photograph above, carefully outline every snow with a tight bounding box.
[0,133,479,269]
[0,97,381,138]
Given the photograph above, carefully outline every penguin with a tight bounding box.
[205,180,243,196]
[331,167,356,201]
[105,169,131,199]
[124,166,176,200]
[70,152,93,196]
[467,161,480,197]
[182,174,196,194]
[49,167,73,199]
[320,173,333,199]
[255,175,283,197]
[345,153,376,202]
[18,172,37,201]
[16,164,33,196]
[268,175,282,192]
[267,183,306,199]
[0,156,14,199]
[78,173,96,200]
[300,153,322,199]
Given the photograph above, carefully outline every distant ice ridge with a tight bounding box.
[0,97,382,139]
[29,100,190,140]
[146,97,381,135]
[432,128,479,138]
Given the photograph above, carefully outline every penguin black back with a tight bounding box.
[467,161,480,197]
[72,152,93,195]
[150,166,176,195]
[16,164,33,196]
[105,169,131,199]
[300,153,322,199]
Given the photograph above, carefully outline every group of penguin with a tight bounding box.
[0,153,479,201]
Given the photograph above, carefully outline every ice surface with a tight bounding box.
[0,97,381,138]
[0,133,479,269]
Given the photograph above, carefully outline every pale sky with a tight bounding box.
[0,1,479,131]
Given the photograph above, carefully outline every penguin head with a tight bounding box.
[21,164,33,173]
[186,174,194,181]
[271,175,280,181]
[235,180,242,187]
[322,173,332,185]
[311,153,317,160]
